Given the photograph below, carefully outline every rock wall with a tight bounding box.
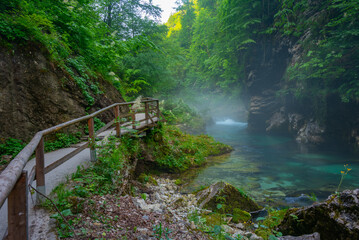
[243,35,359,150]
[0,43,126,141]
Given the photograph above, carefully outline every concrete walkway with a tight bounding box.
[0,113,159,239]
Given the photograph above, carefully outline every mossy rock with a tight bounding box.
[196,181,260,213]
[277,189,359,240]
[232,208,251,223]
[174,179,182,185]
[138,173,158,185]
[202,212,223,226]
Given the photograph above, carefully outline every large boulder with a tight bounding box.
[295,120,325,144]
[196,182,261,213]
[277,189,359,239]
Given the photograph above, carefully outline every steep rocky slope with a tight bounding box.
[244,35,359,150]
[0,43,126,141]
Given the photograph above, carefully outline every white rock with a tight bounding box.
[222,225,236,234]
[235,223,245,229]
[250,234,263,240]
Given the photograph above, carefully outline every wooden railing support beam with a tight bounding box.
[88,118,96,161]
[8,170,28,240]
[35,137,45,204]
[145,102,149,125]
[114,106,121,138]
[131,109,136,130]
[156,100,160,120]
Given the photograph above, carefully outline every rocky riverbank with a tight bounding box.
[60,177,263,239]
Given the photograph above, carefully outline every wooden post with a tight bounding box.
[8,171,28,240]
[35,137,45,204]
[145,102,149,125]
[88,118,96,161]
[156,100,160,120]
[131,106,136,130]
[114,106,121,137]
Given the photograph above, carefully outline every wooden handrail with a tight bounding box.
[0,98,159,208]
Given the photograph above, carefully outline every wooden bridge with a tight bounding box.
[0,97,162,240]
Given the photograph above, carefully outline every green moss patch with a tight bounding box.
[232,208,251,223]
[145,125,232,172]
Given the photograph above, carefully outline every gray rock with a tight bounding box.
[278,189,359,239]
[250,234,263,240]
[296,120,325,144]
[266,108,288,134]
[288,113,304,133]
[195,181,260,212]
[0,45,127,141]
[278,232,320,240]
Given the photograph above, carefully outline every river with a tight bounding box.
[183,119,359,207]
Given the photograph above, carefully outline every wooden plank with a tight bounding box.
[27,166,36,186]
[119,113,133,119]
[8,171,28,240]
[35,137,45,203]
[2,229,8,240]
[145,102,149,125]
[156,100,160,119]
[132,113,136,130]
[88,118,96,161]
[114,106,121,137]
[96,119,115,135]
[44,142,89,174]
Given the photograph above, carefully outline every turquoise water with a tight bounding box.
[184,120,359,207]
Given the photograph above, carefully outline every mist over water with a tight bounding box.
[215,119,248,127]
[183,117,359,207]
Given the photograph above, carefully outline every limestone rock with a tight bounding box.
[195,181,260,213]
[277,189,359,239]
[0,44,127,141]
[278,232,320,240]
[266,108,288,134]
[288,113,304,133]
[295,120,325,144]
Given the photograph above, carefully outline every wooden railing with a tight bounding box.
[0,97,161,240]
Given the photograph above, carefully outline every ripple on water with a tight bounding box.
[182,120,359,207]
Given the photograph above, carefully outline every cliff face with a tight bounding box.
[244,36,359,150]
[0,44,126,141]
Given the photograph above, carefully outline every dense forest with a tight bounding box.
[2,0,359,149]
[1,1,359,239]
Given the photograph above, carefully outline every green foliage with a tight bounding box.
[232,208,251,223]
[0,138,26,160]
[44,134,141,236]
[161,99,205,133]
[275,0,359,107]
[153,222,172,240]
[145,125,232,172]
[46,135,130,203]
[336,164,352,193]
[138,173,158,185]
[255,208,287,239]
[84,117,105,134]
[162,0,276,96]
[50,208,75,238]
[44,133,81,152]
[0,0,166,102]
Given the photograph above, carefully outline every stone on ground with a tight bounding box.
[195,181,261,213]
[277,189,359,239]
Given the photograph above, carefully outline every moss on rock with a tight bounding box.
[232,208,251,223]
[196,181,261,214]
